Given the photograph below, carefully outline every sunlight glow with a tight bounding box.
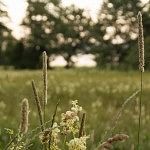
[62,0,102,21]
[4,0,101,26]
[4,0,27,27]
[3,0,102,38]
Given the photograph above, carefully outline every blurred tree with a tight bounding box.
[58,5,95,68]
[21,0,95,68]
[21,0,62,68]
[10,39,25,68]
[95,0,150,69]
[0,1,14,66]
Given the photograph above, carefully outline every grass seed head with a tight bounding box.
[99,134,129,150]
[20,98,29,134]
[42,51,48,106]
[137,11,144,72]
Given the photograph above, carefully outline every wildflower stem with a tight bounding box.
[137,71,143,150]
[63,135,67,149]
[79,113,86,138]
[48,99,60,149]
[4,134,18,150]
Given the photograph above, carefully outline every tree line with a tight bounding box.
[0,0,150,69]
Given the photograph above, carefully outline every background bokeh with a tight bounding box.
[0,0,150,69]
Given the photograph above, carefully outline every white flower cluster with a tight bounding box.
[39,100,88,150]
[60,100,82,135]
[67,136,89,150]
[71,100,82,113]
[51,122,60,150]
[39,122,60,150]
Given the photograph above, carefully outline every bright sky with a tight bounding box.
[62,0,103,20]
[4,0,102,38]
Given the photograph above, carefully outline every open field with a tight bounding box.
[0,69,150,149]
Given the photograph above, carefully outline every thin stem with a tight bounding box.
[99,90,140,144]
[79,113,86,138]
[137,71,143,150]
[4,134,18,150]
[32,81,47,150]
[43,51,47,123]
[31,80,44,132]
[63,135,67,149]
[48,100,60,149]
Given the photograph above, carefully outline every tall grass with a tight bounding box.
[137,11,145,150]
[4,59,139,149]
[99,134,129,150]
[20,98,29,134]
[31,80,44,132]
[42,51,48,122]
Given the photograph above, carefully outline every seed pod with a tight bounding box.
[137,12,144,72]
[20,98,29,134]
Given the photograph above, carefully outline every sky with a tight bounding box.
[4,0,102,38]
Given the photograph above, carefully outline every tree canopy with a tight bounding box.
[0,1,14,66]
[20,0,95,68]
[95,0,150,69]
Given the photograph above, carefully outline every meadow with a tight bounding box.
[0,69,150,149]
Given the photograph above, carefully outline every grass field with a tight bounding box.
[0,69,150,149]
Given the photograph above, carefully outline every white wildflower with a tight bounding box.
[51,122,60,150]
[39,129,50,144]
[52,122,60,138]
[60,100,82,134]
[39,122,60,150]
[67,136,89,150]
[71,100,82,113]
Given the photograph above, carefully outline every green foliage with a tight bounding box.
[0,1,15,66]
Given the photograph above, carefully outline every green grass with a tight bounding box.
[0,69,150,149]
